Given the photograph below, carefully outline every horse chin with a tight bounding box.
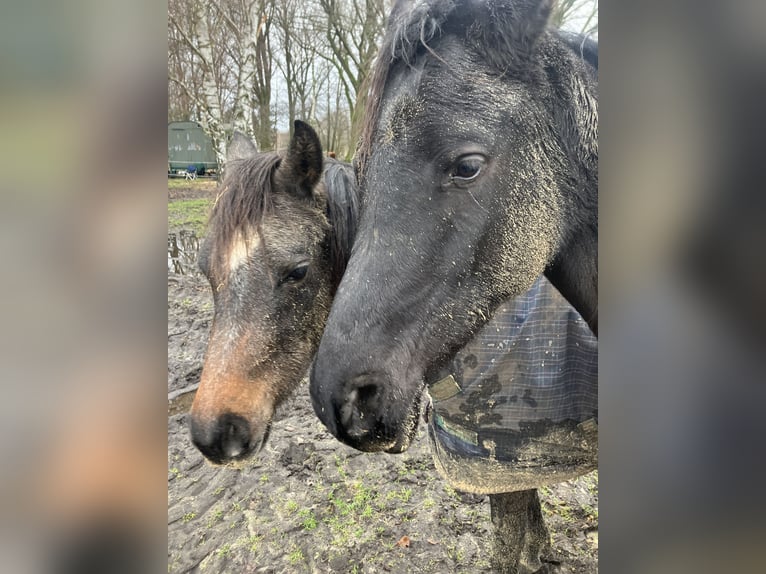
[384,391,424,454]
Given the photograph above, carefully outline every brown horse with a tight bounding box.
[189,121,358,464]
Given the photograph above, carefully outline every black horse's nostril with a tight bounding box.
[189,413,253,464]
[339,376,384,439]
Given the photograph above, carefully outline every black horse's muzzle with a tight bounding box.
[311,364,423,453]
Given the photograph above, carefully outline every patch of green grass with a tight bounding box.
[351,482,374,506]
[168,178,218,190]
[582,504,598,521]
[248,535,263,554]
[288,547,304,564]
[259,473,269,483]
[168,198,212,233]
[216,544,232,558]
[384,487,412,504]
[182,512,196,523]
[322,481,382,548]
[553,499,575,522]
[206,507,225,529]
[285,500,299,513]
[298,509,318,530]
[334,454,348,479]
[446,543,465,563]
[397,464,416,478]
[443,484,459,500]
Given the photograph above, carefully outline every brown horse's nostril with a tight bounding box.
[189,413,253,464]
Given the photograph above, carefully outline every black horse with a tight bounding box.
[311,0,598,455]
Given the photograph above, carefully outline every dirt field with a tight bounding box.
[167,184,598,573]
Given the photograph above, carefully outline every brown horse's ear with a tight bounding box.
[464,0,553,70]
[278,120,323,199]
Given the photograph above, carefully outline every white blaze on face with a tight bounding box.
[226,230,255,274]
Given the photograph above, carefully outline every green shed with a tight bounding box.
[168,121,218,175]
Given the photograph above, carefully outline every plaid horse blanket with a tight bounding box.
[426,276,598,494]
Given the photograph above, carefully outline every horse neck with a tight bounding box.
[541,35,598,336]
[545,222,598,336]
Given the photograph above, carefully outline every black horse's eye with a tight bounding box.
[450,155,486,183]
[283,264,309,284]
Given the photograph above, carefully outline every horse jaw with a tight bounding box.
[545,226,598,336]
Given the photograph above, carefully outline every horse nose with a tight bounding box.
[338,374,386,440]
[189,413,253,464]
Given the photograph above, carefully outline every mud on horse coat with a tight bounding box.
[189,122,358,465]
[310,0,598,571]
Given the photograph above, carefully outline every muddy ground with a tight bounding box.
[167,186,598,573]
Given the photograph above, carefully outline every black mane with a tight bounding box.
[323,159,360,286]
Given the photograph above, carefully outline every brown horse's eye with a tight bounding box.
[450,154,485,183]
[283,264,309,284]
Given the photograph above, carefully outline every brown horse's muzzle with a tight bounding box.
[189,410,271,465]
[189,365,274,465]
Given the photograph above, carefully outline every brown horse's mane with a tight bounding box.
[208,152,359,287]
[209,152,282,264]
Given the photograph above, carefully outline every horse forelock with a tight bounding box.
[357,0,457,181]
[208,152,281,275]
[211,154,282,237]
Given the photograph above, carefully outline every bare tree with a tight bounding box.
[168,0,229,161]
[211,0,276,150]
[274,0,318,140]
[248,1,276,150]
[552,0,598,36]
[316,0,388,121]
[168,0,393,161]
[168,0,277,161]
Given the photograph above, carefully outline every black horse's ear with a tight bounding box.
[226,131,258,162]
[465,0,553,70]
[279,120,323,199]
